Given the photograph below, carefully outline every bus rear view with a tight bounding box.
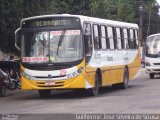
[145,34,160,79]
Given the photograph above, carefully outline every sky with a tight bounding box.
[157,0,160,4]
[157,0,160,14]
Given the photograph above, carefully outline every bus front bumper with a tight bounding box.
[21,74,93,90]
[146,66,160,74]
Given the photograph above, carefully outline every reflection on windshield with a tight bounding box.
[146,35,160,57]
[32,32,49,57]
[21,29,83,63]
[49,30,82,62]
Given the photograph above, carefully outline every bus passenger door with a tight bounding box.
[83,23,93,65]
[85,35,92,64]
[83,23,95,87]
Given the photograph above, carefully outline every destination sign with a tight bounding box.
[22,17,81,28]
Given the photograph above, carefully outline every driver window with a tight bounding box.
[84,23,92,62]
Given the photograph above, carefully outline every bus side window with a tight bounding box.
[84,23,91,35]
[120,28,125,49]
[107,26,115,49]
[123,28,129,49]
[93,24,101,49]
[134,29,139,48]
[116,27,122,49]
[100,25,108,49]
[129,29,136,49]
[84,23,92,62]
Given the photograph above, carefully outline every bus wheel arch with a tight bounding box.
[86,68,102,96]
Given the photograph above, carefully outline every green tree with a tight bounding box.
[142,0,160,37]
[0,0,159,53]
[0,0,23,52]
[0,0,55,53]
[54,0,92,15]
[22,0,55,18]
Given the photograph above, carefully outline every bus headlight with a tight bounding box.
[22,71,35,80]
[66,67,83,79]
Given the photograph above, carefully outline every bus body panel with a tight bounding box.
[145,57,160,74]
[145,34,160,75]
[17,14,140,91]
[21,59,95,89]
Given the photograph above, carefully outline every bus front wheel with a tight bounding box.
[87,73,100,96]
[39,90,51,98]
[149,73,154,79]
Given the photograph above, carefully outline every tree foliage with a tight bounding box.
[0,0,159,53]
[0,0,55,53]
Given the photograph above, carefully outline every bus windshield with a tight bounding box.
[146,35,160,57]
[21,29,83,63]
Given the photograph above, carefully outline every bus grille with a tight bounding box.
[153,69,160,71]
[35,75,66,79]
[36,81,64,88]
[154,63,160,65]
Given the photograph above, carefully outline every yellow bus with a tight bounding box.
[15,14,141,97]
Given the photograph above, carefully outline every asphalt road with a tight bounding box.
[1,68,160,116]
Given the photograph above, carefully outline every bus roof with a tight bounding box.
[147,33,160,38]
[21,14,138,29]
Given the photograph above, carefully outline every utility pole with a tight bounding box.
[139,0,144,46]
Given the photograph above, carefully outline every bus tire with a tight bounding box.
[87,73,99,96]
[0,85,6,97]
[149,73,154,79]
[39,90,51,98]
[120,68,129,89]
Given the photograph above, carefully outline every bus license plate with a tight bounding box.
[45,81,55,85]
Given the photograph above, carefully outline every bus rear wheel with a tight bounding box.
[87,73,99,96]
[121,68,129,89]
[39,90,51,98]
[149,73,154,79]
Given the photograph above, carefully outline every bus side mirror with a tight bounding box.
[15,28,21,51]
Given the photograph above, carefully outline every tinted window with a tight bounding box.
[129,29,136,49]
[100,26,107,49]
[84,23,92,35]
[116,28,122,49]
[134,29,139,48]
[108,26,114,49]
[93,25,101,49]
[84,23,92,61]
[123,28,129,49]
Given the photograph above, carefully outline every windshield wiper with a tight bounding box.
[56,29,66,55]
